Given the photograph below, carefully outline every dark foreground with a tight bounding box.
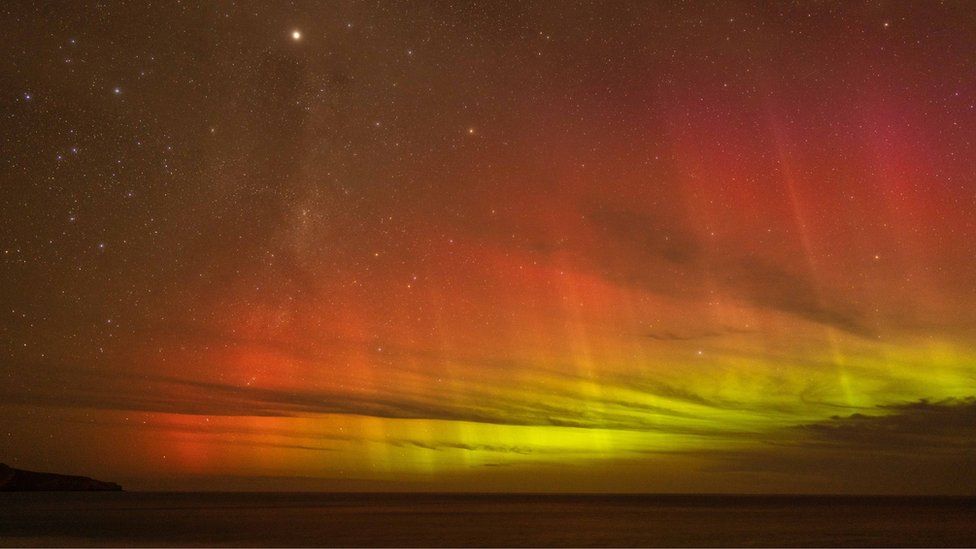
[1,493,975,547]
[0,463,122,492]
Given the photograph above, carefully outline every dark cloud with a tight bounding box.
[644,330,722,341]
[643,325,755,342]
[583,204,872,336]
[722,257,874,337]
[388,440,535,455]
[698,398,976,494]
[587,207,702,266]
[798,397,976,450]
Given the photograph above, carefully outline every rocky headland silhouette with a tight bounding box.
[0,463,122,491]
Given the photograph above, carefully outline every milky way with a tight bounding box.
[2,2,975,493]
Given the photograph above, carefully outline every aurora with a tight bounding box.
[1,1,974,495]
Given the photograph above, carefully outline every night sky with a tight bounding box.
[2,2,975,493]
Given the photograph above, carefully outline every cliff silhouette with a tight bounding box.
[0,463,122,491]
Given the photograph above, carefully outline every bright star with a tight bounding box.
[291,30,302,41]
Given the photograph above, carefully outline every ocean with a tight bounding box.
[1,493,974,547]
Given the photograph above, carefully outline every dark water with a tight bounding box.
[1,493,975,547]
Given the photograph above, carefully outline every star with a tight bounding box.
[291,30,302,41]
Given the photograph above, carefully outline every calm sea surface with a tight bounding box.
[1,493,974,547]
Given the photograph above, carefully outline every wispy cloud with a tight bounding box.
[0,358,748,436]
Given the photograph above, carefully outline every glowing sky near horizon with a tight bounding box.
[1,2,975,493]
